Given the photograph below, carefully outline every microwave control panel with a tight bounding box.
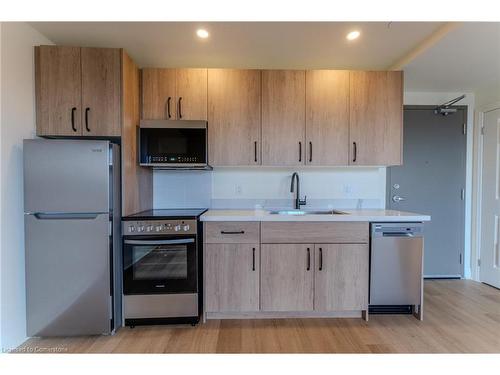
[146,156,201,163]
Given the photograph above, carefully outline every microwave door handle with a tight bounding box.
[124,239,195,245]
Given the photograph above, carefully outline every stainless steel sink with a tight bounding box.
[269,209,347,215]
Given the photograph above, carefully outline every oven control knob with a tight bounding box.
[155,225,162,232]
[137,225,145,232]
[174,225,181,232]
[128,225,135,232]
[183,225,190,231]
[146,225,153,232]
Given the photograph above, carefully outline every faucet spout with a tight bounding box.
[290,172,307,210]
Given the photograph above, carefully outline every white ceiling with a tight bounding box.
[404,22,500,92]
[30,22,443,70]
[29,21,500,93]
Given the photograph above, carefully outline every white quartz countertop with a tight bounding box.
[200,209,431,222]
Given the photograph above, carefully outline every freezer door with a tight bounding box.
[24,139,110,213]
[25,213,111,336]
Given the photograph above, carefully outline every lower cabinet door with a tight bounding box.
[314,244,369,311]
[261,244,314,311]
[205,244,260,312]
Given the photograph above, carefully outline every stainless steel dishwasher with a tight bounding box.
[369,223,424,320]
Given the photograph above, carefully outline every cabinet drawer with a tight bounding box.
[204,222,260,243]
[261,222,368,244]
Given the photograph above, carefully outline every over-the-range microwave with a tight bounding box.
[139,120,210,169]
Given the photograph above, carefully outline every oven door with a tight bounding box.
[123,236,197,295]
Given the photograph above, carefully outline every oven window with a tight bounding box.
[132,245,188,281]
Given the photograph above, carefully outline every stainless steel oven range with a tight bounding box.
[122,209,207,327]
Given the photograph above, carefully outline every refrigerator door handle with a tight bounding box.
[31,213,106,220]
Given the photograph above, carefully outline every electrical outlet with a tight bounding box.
[235,185,243,195]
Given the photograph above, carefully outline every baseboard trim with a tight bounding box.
[205,310,364,320]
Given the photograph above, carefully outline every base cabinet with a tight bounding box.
[204,244,260,312]
[260,244,314,311]
[203,221,369,319]
[314,244,369,311]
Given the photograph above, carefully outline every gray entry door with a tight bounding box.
[387,106,466,277]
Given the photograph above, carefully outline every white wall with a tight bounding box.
[404,91,475,279]
[154,167,387,210]
[0,22,53,351]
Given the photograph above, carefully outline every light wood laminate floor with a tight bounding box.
[19,280,500,353]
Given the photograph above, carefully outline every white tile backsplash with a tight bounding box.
[153,167,386,210]
[153,170,212,209]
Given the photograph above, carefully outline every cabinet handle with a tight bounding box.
[167,97,172,119]
[252,248,256,271]
[307,248,311,271]
[309,141,312,163]
[319,248,323,271]
[178,97,183,119]
[220,230,245,235]
[353,142,357,163]
[85,107,90,132]
[71,107,77,132]
[254,141,258,163]
[299,142,302,162]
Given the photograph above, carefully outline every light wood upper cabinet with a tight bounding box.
[81,48,121,136]
[262,70,306,166]
[314,244,369,311]
[305,70,350,165]
[205,244,260,313]
[261,244,314,312]
[35,46,82,136]
[35,45,124,138]
[141,68,177,120]
[176,69,208,120]
[141,68,207,120]
[349,71,403,166]
[208,69,261,166]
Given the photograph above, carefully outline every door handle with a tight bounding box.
[309,142,312,163]
[178,97,183,119]
[220,230,245,234]
[71,107,77,132]
[306,248,311,271]
[254,141,258,163]
[252,248,256,271]
[352,142,357,163]
[319,247,323,271]
[392,195,406,202]
[299,142,302,162]
[85,107,90,132]
[167,97,172,119]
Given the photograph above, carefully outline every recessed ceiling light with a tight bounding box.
[196,29,209,39]
[346,30,360,41]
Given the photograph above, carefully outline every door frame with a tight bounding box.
[388,105,468,278]
[473,102,500,282]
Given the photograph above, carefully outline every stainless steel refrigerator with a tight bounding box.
[24,139,122,336]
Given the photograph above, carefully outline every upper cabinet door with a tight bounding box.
[81,48,121,136]
[141,68,177,120]
[176,68,207,120]
[262,70,305,166]
[208,69,261,166]
[349,71,403,166]
[306,70,349,165]
[35,46,82,136]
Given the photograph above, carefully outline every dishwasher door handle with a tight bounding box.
[382,233,414,237]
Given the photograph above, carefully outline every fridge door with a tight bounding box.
[24,139,110,214]
[25,213,111,336]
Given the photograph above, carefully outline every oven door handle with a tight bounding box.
[124,239,195,245]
